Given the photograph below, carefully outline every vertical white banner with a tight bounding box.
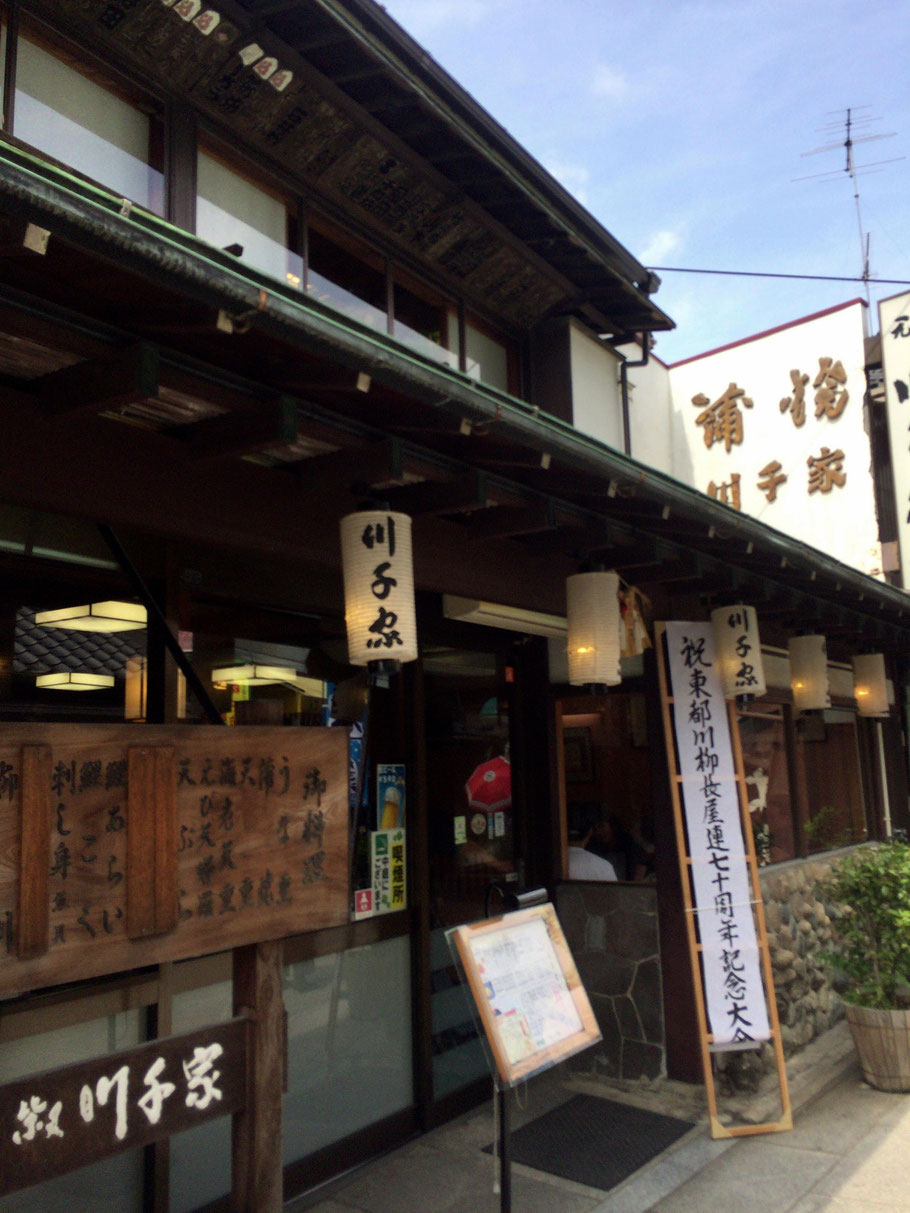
[666,622,770,1049]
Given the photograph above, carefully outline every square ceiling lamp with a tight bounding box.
[34,600,147,632]
[36,672,115,691]
[211,664,303,686]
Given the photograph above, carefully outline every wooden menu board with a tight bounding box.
[0,724,348,998]
[449,903,600,1088]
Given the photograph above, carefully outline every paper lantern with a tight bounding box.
[34,600,146,632]
[853,653,889,717]
[710,605,766,701]
[340,510,417,666]
[566,570,621,687]
[789,635,830,711]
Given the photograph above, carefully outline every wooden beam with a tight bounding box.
[126,745,177,939]
[294,437,405,494]
[176,396,299,461]
[35,343,160,417]
[467,500,556,540]
[384,472,489,516]
[16,745,52,960]
[233,941,285,1213]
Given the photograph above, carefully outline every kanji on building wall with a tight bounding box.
[692,383,753,451]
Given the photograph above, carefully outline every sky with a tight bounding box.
[378,0,910,364]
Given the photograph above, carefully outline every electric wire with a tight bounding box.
[647,267,910,285]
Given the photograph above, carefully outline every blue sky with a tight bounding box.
[380,0,910,364]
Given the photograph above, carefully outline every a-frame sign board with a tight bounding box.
[656,622,792,1139]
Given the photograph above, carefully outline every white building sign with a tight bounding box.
[666,622,770,1049]
[879,289,910,580]
[663,301,881,578]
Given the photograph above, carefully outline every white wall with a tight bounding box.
[568,323,624,449]
[623,345,675,468]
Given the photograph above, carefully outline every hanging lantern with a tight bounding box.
[340,509,418,666]
[853,653,889,717]
[789,634,830,712]
[710,605,767,702]
[566,570,621,687]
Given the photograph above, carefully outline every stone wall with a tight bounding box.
[556,881,664,1081]
[717,850,849,1092]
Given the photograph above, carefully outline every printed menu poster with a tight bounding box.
[449,904,600,1086]
[470,917,582,1062]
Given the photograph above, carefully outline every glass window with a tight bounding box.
[0,1010,144,1212]
[306,226,387,333]
[393,279,458,370]
[424,645,512,1097]
[170,973,233,1213]
[446,312,515,393]
[560,693,655,882]
[740,708,794,865]
[196,150,303,289]
[13,34,164,214]
[800,709,867,852]
[284,937,413,1158]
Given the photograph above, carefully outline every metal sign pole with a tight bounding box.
[498,1077,511,1213]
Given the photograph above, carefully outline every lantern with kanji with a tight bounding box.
[340,510,418,666]
[711,604,766,702]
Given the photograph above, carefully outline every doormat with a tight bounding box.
[484,1094,694,1192]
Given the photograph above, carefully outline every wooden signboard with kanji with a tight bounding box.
[0,725,348,998]
[1,1017,249,1196]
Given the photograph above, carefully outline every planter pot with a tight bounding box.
[845,1003,910,1092]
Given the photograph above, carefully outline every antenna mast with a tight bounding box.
[796,106,904,306]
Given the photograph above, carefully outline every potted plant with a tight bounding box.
[819,839,910,1092]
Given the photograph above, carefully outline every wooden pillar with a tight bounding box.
[232,941,285,1213]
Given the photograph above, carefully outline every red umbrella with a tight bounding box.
[465,755,512,812]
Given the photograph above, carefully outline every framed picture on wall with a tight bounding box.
[563,726,593,782]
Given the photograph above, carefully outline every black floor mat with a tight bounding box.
[484,1093,694,1192]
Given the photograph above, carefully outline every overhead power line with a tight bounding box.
[647,266,910,286]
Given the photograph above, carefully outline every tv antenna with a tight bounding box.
[795,106,904,305]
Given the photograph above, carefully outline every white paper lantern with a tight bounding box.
[340,510,418,666]
[566,570,621,687]
[789,635,830,711]
[710,605,767,700]
[853,653,889,717]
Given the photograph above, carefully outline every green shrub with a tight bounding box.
[818,840,910,1009]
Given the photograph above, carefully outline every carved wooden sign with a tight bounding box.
[0,725,348,998]
[1,1016,248,1196]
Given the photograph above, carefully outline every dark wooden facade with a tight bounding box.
[1,1,910,1208]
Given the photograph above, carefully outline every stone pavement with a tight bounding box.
[290,1023,910,1213]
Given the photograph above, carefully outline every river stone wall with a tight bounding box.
[716,851,848,1093]
[556,881,664,1081]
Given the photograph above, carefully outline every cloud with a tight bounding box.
[381,0,489,39]
[540,156,590,205]
[590,63,628,101]
[640,228,685,265]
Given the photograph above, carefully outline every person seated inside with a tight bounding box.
[587,811,654,882]
[567,803,617,881]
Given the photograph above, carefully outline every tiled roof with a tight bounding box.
[15,607,145,676]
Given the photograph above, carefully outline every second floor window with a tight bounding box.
[196,149,302,288]
[13,34,164,214]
